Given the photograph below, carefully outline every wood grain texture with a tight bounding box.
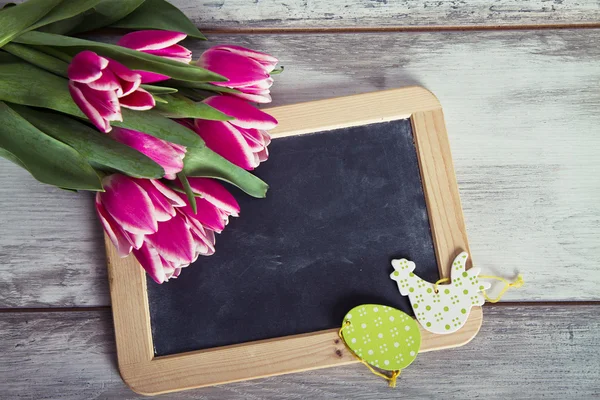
[172,0,600,29]
[2,0,599,29]
[2,29,599,307]
[0,305,598,399]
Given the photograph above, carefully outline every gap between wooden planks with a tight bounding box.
[201,22,600,35]
[2,301,599,314]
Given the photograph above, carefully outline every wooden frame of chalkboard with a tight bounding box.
[106,87,482,395]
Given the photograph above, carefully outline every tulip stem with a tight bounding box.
[177,173,197,214]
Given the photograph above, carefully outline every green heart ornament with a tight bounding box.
[340,304,421,371]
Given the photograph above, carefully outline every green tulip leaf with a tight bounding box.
[70,0,145,33]
[38,14,85,35]
[155,95,233,121]
[183,146,269,198]
[0,53,202,147]
[0,101,102,191]
[10,105,165,179]
[0,148,26,169]
[174,81,241,93]
[115,109,204,147]
[111,0,205,39]
[140,84,178,94]
[14,31,226,83]
[2,42,68,77]
[25,0,103,32]
[0,0,62,48]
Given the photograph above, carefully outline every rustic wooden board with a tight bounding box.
[2,0,600,29]
[1,29,599,307]
[175,0,600,29]
[0,305,598,399]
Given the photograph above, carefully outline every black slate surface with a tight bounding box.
[148,119,439,356]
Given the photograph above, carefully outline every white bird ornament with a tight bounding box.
[389,252,490,334]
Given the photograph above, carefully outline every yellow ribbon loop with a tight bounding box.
[338,321,402,387]
[433,274,524,303]
[479,274,524,303]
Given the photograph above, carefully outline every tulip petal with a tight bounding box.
[100,175,158,234]
[199,49,268,87]
[109,60,142,97]
[145,44,192,63]
[187,177,240,216]
[118,30,187,51]
[76,83,122,121]
[229,91,272,104]
[137,70,170,84]
[182,198,226,232]
[237,77,274,90]
[132,178,176,222]
[120,88,155,110]
[86,69,120,92]
[150,179,187,207]
[203,96,277,130]
[257,146,269,162]
[133,243,166,284]
[69,82,111,133]
[144,215,195,263]
[160,257,182,281]
[239,128,267,151]
[212,45,278,72]
[194,120,257,170]
[109,127,185,179]
[95,194,132,257]
[68,51,109,83]
[190,225,215,257]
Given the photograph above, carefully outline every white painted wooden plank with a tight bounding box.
[0,305,598,399]
[173,0,600,29]
[0,165,110,307]
[2,0,600,28]
[1,29,600,306]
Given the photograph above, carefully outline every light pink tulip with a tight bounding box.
[97,174,240,284]
[118,30,192,64]
[194,96,277,170]
[108,127,186,180]
[198,45,278,103]
[68,51,156,132]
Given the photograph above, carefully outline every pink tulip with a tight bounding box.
[108,127,186,180]
[68,51,156,132]
[198,45,278,103]
[97,174,240,283]
[118,30,191,83]
[118,30,192,63]
[194,96,277,170]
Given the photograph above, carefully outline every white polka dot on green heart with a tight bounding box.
[341,304,421,371]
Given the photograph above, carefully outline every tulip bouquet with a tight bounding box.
[0,0,280,283]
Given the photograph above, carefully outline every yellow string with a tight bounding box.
[338,321,401,387]
[433,274,524,303]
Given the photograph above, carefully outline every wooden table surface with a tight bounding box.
[1,1,600,398]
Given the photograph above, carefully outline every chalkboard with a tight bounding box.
[147,119,439,356]
[106,88,477,394]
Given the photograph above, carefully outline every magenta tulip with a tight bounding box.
[118,30,192,63]
[132,178,240,283]
[198,45,278,103]
[97,174,240,283]
[194,96,277,170]
[108,127,186,180]
[117,30,191,83]
[95,175,185,256]
[68,51,156,132]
